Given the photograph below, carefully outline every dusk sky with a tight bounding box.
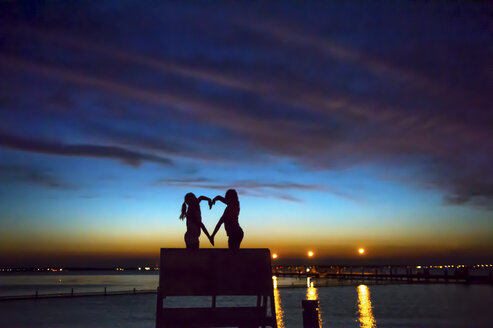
[1,1,492,267]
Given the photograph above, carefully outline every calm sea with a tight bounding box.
[0,272,492,327]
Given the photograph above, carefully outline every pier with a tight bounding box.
[274,264,493,284]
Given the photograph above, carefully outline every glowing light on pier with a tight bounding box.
[307,251,314,257]
[359,248,365,255]
[357,285,376,328]
[272,253,278,259]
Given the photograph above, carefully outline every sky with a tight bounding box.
[0,1,492,267]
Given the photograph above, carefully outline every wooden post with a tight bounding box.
[35,290,38,299]
[71,288,74,296]
[104,287,107,295]
[302,300,320,328]
[133,288,136,294]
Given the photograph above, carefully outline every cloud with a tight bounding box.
[439,174,493,210]
[0,132,173,167]
[153,177,355,202]
[12,24,254,92]
[0,2,491,209]
[153,177,323,191]
[0,164,73,189]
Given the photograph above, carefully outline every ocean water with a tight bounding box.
[0,273,492,327]
[0,272,159,296]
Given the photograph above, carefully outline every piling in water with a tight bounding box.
[302,299,320,328]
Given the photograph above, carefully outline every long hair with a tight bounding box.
[225,189,239,210]
[179,192,197,220]
[179,202,187,220]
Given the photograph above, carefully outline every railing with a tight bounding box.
[0,287,157,301]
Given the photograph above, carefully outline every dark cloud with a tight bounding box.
[0,132,173,167]
[439,174,493,210]
[0,164,72,189]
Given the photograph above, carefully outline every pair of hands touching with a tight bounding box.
[208,199,217,210]
[206,198,219,246]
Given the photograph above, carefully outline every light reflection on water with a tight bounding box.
[306,278,317,301]
[305,277,323,327]
[357,284,376,328]
[273,276,285,328]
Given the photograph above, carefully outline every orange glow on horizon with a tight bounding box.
[308,250,314,257]
[359,248,365,255]
[2,229,493,267]
[272,253,278,259]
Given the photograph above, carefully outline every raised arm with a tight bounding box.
[198,195,212,209]
[212,195,227,205]
[198,195,211,203]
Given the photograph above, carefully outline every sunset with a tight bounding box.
[1,1,492,327]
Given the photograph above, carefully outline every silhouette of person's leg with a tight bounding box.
[227,228,244,249]
[185,232,199,249]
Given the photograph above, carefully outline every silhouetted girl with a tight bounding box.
[180,193,213,249]
[211,189,243,249]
